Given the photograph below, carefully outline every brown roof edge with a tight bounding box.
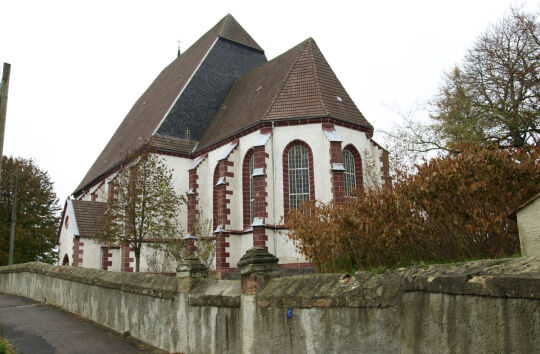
[57,200,68,244]
[73,161,122,197]
[194,115,373,155]
[509,192,540,220]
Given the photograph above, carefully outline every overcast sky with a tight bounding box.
[1,0,538,203]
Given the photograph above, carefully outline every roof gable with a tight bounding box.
[75,14,264,195]
[197,38,373,151]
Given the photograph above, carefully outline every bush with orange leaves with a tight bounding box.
[286,143,540,273]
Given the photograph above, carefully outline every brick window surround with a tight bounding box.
[342,144,363,192]
[242,149,255,229]
[283,139,315,220]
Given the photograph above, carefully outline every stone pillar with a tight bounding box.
[176,256,208,279]
[237,247,280,295]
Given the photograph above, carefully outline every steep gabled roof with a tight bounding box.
[71,200,108,237]
[75,14,263,195]
[197,38,373,151]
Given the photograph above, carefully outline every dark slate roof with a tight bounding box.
[71,200,108,237]
[75,14,264,195]
[196,38,372,151]
[145,134,196,154]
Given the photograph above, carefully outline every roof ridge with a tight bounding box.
[308,38,330,117]
[262,39,311,120]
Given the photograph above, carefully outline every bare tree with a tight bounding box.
[431,7,540,149]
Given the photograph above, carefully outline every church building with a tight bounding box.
[57,14,389,278]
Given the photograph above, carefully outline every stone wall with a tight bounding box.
[1,257,539,353]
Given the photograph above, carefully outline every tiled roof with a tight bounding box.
[145,134,196,154]
[196,38,372,151]
[71,200,108,237]
[75,14,263,195]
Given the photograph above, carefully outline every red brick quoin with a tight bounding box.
[72,236,84,267]
[186,167,200,255]
[252,144,269,249]
[282,139,315,221]
[213,150,236,279]
[121,243,134,272]
[101,246,112,270]
[324,122,345,204]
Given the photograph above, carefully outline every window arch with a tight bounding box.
[283,140,315,217]
[242,149,255,228]
[342,144,363,196]
[62,253,70,266]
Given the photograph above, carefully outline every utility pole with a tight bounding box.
[0,63,11,181]
[8,172,17,265]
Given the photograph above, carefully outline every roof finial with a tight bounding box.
[176,39,182,57]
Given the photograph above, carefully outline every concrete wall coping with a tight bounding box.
[0,263,179,299]
[2,257,538,305]
[257,257,540,308]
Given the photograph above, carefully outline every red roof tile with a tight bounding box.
[196,38,372,151]
[71,200,108,237]
[75,15,262,195]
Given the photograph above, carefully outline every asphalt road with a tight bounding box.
[0,293,165,354]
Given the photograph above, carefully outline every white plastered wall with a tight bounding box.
[335,125,384,190]
[80,237,102,269]
[193,123,385,267]
[109,248,121,272]
[139,243,177,273]
[57,211,75,266]
[158,154,193,234]
[517,197,540,257]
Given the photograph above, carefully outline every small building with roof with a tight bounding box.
[512,193,540,258]
[57,14,389,278]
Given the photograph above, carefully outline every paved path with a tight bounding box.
[0,293,165,354]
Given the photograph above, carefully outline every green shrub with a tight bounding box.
[0,337,15,354]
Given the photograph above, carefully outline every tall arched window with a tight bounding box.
[289,145,309,209]
[283,140,315,217]
[343,144,363,196]
[343,150,356,196]
[242,150,255,228]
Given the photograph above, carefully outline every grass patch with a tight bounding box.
[0,337,15,354]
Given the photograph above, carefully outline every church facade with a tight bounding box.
[57,14,389,277]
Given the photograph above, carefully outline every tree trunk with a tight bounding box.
[134,248,141,272]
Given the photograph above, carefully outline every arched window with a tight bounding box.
[283,140,315,217]
[289,145,309,209]
[343,150,356,196]
[62,254,69,266]
[342,145,363,196]
[242,150,255,228]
